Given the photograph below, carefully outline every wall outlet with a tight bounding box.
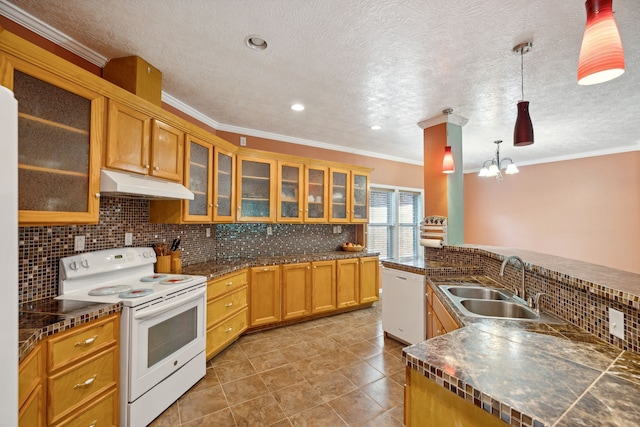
[74,235,85,252]
[240,136,247,146]
[266,225,273,236]
[124,232,133,246]
[206,228,211,238]
[609,307,625,340]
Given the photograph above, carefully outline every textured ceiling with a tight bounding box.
[2,0,639,170]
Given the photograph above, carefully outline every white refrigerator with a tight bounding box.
[0,86,19,425]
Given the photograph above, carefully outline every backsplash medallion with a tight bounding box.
[18,197,355,304]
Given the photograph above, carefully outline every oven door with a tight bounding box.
[128,285,206,401]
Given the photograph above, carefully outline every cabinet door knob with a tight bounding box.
[154,166,160,171]
[145,164,150,169]
[95,193,101,198]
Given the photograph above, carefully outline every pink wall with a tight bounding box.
[464,151,640,274]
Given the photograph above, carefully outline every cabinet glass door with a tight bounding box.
[184,136,212,221]
[351,173,369,222]
[278,163,302,222]
[14,68,102,224]
[214,149,235,221]
[329,169,349,223]
[237,157,275,221]
[305,166,327,222]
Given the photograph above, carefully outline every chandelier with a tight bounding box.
[478,140,519,182]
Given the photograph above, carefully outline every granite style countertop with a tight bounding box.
[398,274,640,426]
[182,250,379,279]
[18,250,379,361]
[18,298,121,362]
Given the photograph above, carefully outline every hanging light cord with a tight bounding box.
[520,48,525,100]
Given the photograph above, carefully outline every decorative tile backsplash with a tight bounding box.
[425,246,640,353]
[18,197,355,304]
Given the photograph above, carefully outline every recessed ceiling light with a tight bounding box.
[291,104,305,111]
[245,35,268,51]
[370,125,382,130]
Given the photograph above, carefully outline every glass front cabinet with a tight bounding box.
[182,135,213,222]
[304,166,328,223]
[9,60,103,225]
[277,162,303,222]
[237,156,276,222]
[214,148,235,222]
[329,168,369,223]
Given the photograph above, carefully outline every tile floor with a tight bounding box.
[149,302,407,426]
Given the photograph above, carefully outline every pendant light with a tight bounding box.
[578,0,625,85]
[513,42,534,146]
[442,146,454,174]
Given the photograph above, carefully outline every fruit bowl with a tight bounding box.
[341,243,365,252]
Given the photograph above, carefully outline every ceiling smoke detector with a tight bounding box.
[245,35,268,51]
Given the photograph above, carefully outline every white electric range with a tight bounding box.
[58,247,207,427]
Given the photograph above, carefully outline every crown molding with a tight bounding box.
[418,111,468,129]
[0,0,108,66]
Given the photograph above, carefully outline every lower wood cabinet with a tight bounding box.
[311,260,337,313]
[359,256,380,304]
[337,258,360,308]
[405,367,504,427]
[205,271,248,359]
[18,314,120,427]
[19,344,45,427]
[249,265,281,326]
[281,263,312,320]
[426,285,459,339]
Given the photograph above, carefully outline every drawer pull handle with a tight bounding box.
[225,282,233,286]
[74,335,98,347]
[88,420,98,427]
[74,374,97,389]
[225,302,233,307]
[225,327,233,333]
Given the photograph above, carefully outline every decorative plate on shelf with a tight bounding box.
[341,243,365,252]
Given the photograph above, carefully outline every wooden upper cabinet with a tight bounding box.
[183,135,213,222]
[10,59,104,226]
[214,148,236,222]
[329,168,370,223]
[106,100,184,182]
[277,161,303,223]
[304,165,328,223]
[237,155,276,222]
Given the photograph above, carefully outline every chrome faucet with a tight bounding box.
[499,255,526,301]
[531,292,547,313]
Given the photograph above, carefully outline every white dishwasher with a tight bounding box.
[381,267,426,345]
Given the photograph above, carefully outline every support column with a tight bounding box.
[418,110,467,245]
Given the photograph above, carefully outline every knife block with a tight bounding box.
[170,251,182,274]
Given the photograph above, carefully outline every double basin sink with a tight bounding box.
[439,285,561,323]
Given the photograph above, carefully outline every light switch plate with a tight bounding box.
[124,233,133,246]
[609,307,625,340]
[205,228,211,238]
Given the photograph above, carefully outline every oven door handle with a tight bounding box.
[133,287,206,320]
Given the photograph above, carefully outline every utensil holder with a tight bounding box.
[155,255,171,273]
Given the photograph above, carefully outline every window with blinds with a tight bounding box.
[368,187,422,259]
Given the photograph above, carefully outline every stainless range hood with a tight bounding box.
[100,169,194,200]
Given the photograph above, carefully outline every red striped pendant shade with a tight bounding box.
[578,0,625,85]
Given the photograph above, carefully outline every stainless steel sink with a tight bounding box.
[460,299,538,319]
[438,284,562,323]
[445,286,509,300]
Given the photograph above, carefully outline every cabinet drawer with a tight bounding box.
[19,344,43,406]
[206,308,248,359]
[207,286,247,327]
[48,315,118,372]
[207,271,248,299]
[48,346,118,425]
[54,388,118,427]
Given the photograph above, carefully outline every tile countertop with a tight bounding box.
[17,250,379,362]
[18,298,121,362]
[383,268,640,426]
